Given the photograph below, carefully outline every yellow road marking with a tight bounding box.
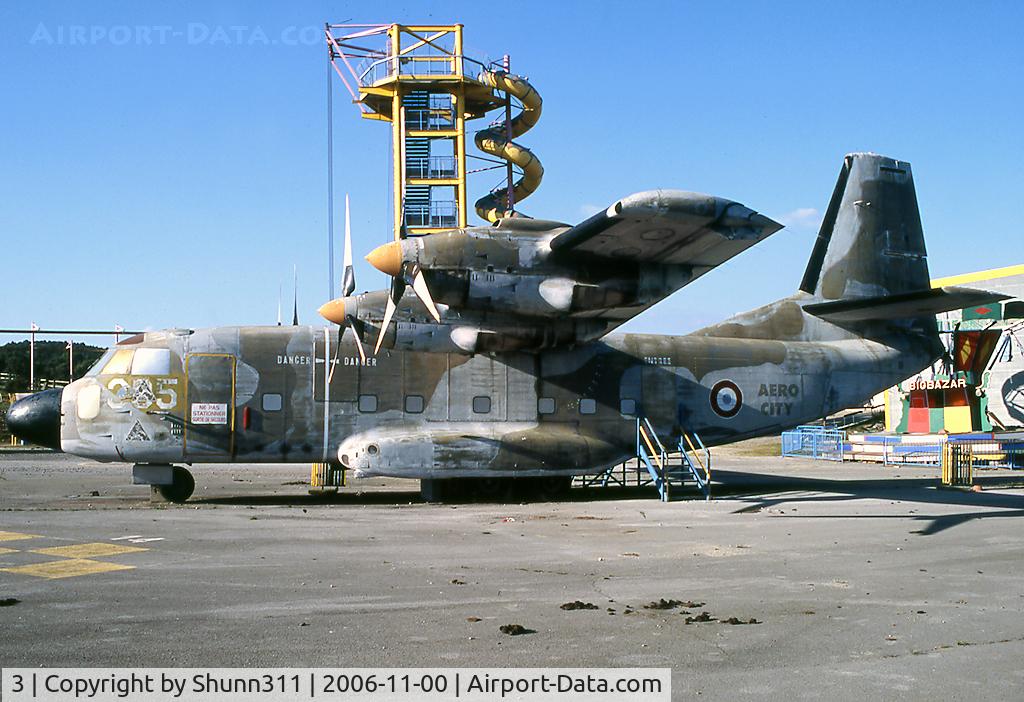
[0,547,19,555]
[2,559,134,580]
[0,531,40,542]
[31,543,149,559]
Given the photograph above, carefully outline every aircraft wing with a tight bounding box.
[550,190,783,326]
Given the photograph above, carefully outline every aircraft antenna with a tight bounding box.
[292,264,299,326]
[277,281,282,326]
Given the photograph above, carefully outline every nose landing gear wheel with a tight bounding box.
[156,466,195,503]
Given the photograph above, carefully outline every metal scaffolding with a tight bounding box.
[325,23,523,240]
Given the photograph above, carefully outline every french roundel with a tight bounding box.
[710,380,742,418]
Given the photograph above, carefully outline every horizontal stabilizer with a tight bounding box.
[803,286,1010,323]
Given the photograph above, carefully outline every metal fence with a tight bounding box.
[791,429,1024,469]
[0,371,68,391]
[404,201,459,229]
[406,155,457,179]
[867,435,1024,469]
[873,438,943,466]
[405,108,455,131]
[781,425,846,461]
[356,55,489,87]
[941,442,974,486]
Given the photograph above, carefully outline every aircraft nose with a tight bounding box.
[6,388,63,451]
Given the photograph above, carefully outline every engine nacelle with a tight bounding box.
[326,290,610,354]
[366,226,691,318]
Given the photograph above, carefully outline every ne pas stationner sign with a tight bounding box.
[190,403,229,425]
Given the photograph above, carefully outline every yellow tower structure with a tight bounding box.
[326,23,542,240]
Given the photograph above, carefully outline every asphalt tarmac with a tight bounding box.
[2,446,1024,700]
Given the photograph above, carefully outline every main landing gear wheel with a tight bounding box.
[420,476,573,503]
[472,477,511,501]
[533,476,572,501]
[156,466,195,503]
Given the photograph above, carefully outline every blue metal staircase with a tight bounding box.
[635,417,711,502]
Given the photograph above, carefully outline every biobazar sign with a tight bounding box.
[906,377,969,391]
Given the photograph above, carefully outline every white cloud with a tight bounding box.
[578,203,603,218]
[778,207,822,230]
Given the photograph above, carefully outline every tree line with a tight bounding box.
[0,341,105,392]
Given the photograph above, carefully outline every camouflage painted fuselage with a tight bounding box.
[58,298,939,479]
[48,153,973,480]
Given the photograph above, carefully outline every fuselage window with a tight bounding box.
[580,398,597,415]
[359,394,378,413]
[130,348,171,375]
[262,393,283,412]
[620,398,637,416]
[405,395,425,414]
[472,396,491,414]
[538,397,556,415]
[101,348,134,375]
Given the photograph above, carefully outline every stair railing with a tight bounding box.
[680,431,712,501]
[636,417,669,501]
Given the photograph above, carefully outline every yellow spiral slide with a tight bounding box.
[474,70,544,222]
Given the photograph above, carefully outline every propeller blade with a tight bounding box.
[342,194,355,297]
[374,278,405,354]
[374,295,397,355]
[411,267,441,322]
[329,316,366,384]
[328,326,342,384]
[347,315,367,364]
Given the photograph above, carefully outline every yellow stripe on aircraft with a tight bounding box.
[931,264,1024,288]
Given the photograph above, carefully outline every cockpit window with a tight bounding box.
[85,349,116,377]
[101,348,134,375]
[131,348,170,375]
[84,347,171,376]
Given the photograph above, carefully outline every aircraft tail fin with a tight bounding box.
[695,153,1005,346]
[800,153,931,300]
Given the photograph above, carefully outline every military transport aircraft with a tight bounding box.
[7,153,1004,502]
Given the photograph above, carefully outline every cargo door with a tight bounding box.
[239,326,305,458]
[642,364,678,437]
[184,353,236,457]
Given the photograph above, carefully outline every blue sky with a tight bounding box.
[2,1,1022,344]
